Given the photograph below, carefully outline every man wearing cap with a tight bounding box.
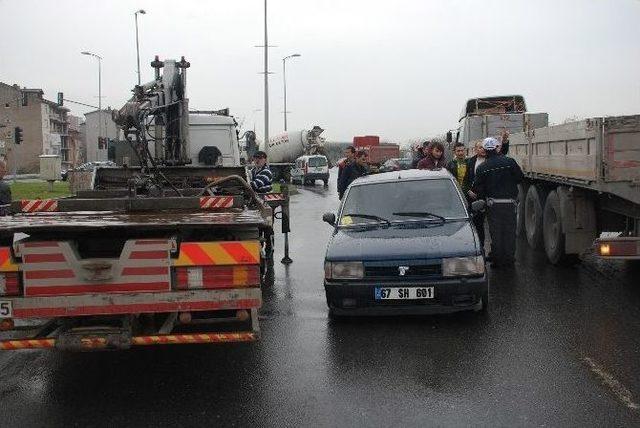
[250,151,273,193]
[472,137,524,267]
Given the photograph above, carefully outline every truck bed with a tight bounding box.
[0,210,268,239]
[510,115,640,205]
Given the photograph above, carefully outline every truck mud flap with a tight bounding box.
[55,327,133,351]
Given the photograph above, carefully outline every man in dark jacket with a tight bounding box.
[337,146,355,198]
[411,141,429,169]
[338,150,368,199]
[498,129,510,155]
[472,137,524,267]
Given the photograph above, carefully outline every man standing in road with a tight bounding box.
[0,160,11,216]
[337,146,355,198]
[338,150,369,199]
[446,143,468,191]
[250,151,273,194]
[472,137,524,268]
[464,141,487,251]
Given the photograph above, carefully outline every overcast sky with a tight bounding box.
[1,0,639,142]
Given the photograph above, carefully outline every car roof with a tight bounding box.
[351,168,452,186]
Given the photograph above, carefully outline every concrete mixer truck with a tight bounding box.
[254,126,328,181]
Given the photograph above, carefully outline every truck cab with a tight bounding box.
[454,95,548,151]
[188,114,242,167]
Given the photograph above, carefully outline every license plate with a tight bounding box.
[375,287,434,300]
[0,300,13,318]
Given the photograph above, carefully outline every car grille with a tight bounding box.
[364,263,441,279]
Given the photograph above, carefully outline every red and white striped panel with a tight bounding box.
[0,272,19,296]
[20,199,58,213]
[262,193,285,201]
[18,240,171,297]
[199,196,234,209]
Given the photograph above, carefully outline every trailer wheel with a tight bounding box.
[525,185,546,249]
[516,183,528,237]
[543,190,580,266]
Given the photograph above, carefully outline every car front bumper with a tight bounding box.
[324,275,488,316]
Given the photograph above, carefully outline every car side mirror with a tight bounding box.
[322,212,336,226]
[471,200,486,212]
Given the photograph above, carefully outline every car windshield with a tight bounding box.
[339,178,466,225]
[308,157,327,167]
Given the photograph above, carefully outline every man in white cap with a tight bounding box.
[471,137,524,267]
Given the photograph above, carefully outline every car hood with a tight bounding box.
[325,220,478,262]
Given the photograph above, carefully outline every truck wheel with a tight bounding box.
[516,183,528,237]
[543,190,580,265]
[525,185,546,250]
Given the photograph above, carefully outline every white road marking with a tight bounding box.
[582,356,639,411]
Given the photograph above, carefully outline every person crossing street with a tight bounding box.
[472,137,524,267]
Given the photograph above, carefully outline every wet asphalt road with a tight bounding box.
[1,169,640,427]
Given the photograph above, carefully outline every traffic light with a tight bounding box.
[57,92,64,106]
[14,127,23,145]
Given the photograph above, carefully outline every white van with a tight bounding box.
[290,155,329,186]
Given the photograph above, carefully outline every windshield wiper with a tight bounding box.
[392,211,446,222]
[342,213,391,226]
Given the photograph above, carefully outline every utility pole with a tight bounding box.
[263,0,269,155]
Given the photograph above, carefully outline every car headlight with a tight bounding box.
[442,256,485,277]
[324,262,364,279]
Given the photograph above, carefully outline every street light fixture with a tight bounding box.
[81,51,103,159]
[134,9,146,85]
[282,53,301,132]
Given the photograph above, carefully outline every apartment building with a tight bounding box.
[0,82,71,173]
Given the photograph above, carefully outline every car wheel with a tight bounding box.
[525,185,546,250]
[543,190,580,266]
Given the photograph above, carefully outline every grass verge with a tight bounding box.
[9,180,72,200]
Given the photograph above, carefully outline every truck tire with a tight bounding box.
[543,190,580,266]
[525,185,546,250]
[516,183,528,237]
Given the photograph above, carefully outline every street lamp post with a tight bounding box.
[81,51,102,160]
[282,54,301,132]
[134,9,146,85]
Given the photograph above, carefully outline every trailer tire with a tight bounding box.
[525,185,546,250]
[543,190,580,266]
[516,183,528,237]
